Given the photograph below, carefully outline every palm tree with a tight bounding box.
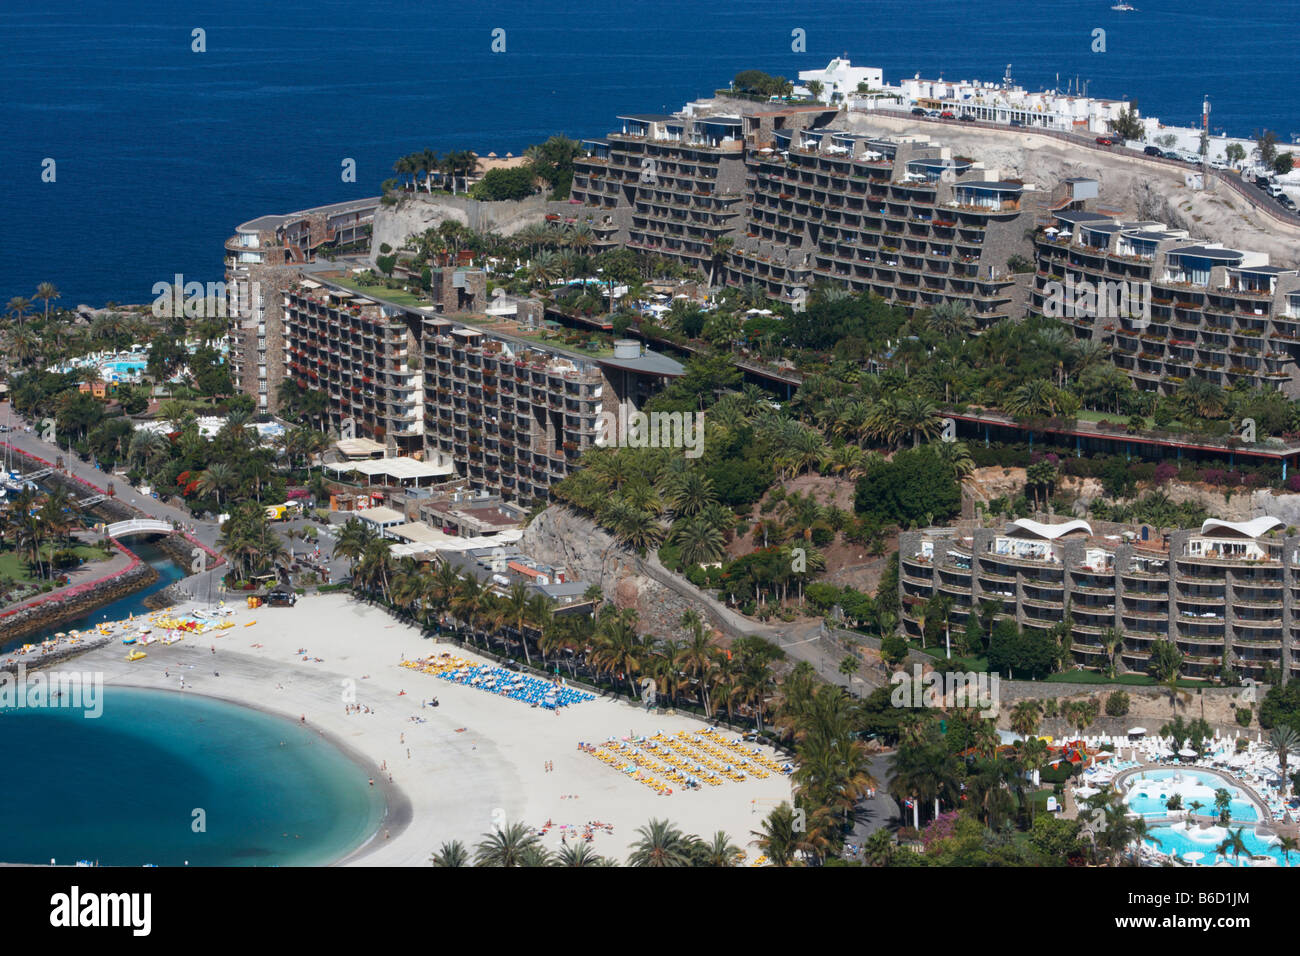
[627,819,694,867]
[591,607,647,697]
[680,610,717,715]
[6,296,32,332]
[1278,835,1299,865]
[930,440,975,481]
[553,841,609,867]
[1270,725,1300,795]
[751,802,801,866]
[333,518,374,578]
[1005,378,1064,419]
[926,299,974,339]
[34,282,60,321]
[700,831,743,867]
[473,822,545,867]
[500,581,536,666]
[671,516,726,568]
[1099,626,1126,678]
[1214,827,1249,865]
[429,840,469,866]
[1009,699,1042,739]
[197,463,235,507]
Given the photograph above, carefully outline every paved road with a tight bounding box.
[0,401,354,596]
[640,549,879,695]
[1,401,221,550]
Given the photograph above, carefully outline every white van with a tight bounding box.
[1268,182,1286,198]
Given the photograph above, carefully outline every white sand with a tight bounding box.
[78,593,793,865]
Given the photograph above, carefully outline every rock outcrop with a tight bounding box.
[371,193,550,265]
[520,507,713,638]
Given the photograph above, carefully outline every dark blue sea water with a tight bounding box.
[2,0,1296,308]
[0,687,385,865]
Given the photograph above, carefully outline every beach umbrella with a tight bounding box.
[1183,851,1204,863]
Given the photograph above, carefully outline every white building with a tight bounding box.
[797,58,884,104]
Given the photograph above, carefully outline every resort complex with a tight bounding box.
[12,17,1300,894]
[901,516,1300,681]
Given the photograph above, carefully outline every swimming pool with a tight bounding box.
[1124,768,1258,822]
[1145,822,1292,866]
[101,358,147,378]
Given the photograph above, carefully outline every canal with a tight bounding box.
[1,540,189,653]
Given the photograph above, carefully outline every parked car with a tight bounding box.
[1009,119,1024,128]
[926,109,942,118]
[1208,160,1230,170]
[1255,176,1273,190]
[1143,145,1163,157]
[1095,136,1114,146]
[1279,196,1296,211]
[910,107,926,116]
[940,110,955,119]
[959,113,976,122]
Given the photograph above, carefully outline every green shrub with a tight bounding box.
[1104,690,1130,717]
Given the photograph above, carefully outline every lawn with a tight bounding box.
[0,543,113,586]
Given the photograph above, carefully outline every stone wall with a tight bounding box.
[0,558,157,644]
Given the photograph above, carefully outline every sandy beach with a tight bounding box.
[74,593,793,865]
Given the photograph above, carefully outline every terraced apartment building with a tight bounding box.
[419,328,682,502]
[224,198,379,411]
[570,105,1030,323]
[1030,207,1300,396]
[282,277,425,457]
[899,516,1300,683]
[278,273,683,502]
[572,113,749,266]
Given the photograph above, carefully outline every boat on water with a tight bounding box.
[125,650,146,662]
[1111,2,1136,9]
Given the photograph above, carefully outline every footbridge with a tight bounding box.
[105,518,176,538]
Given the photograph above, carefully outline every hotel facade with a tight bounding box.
[570,105,1032,323]
[278,276,682,504]
[900,516,1300,683]
[1030,207,1300,396]
[224,198,379,412]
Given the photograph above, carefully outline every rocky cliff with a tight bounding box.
[370,193,550,265]
[520,506,723,639]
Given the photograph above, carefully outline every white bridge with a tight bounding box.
[105,518,176,538]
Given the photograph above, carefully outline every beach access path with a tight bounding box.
[85,592,794,865]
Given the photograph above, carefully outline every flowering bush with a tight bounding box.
[922,811,961,850]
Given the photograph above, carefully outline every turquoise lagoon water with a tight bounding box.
[1125,768,1258,822]
[1145,824,1292,867]
[0,687,386,866]
[0,540,187,655]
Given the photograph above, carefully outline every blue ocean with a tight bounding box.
[2,0,1296,308]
